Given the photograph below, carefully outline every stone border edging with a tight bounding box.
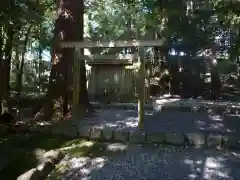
[17,150,64,180]
[7,118,240,152]
[75,127,240,150]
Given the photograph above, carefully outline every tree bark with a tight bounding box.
[16,26,31,96]
[0,27,4,114]
[40,0,87,121]
[210,44,221,99]
[38,42,43,91]
[2,26,14,112]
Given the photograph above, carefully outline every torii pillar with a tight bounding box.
[72,48,82,119]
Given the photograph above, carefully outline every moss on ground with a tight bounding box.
[0,131,128,180]
[0,132,88,180]
[48,142,128,179]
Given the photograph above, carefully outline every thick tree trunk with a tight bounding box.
[2,26,14,112]
[69,0,91,115]
[39,0,87,121]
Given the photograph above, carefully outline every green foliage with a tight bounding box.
[0,0,239,99]
[0,0,55,97]
[86,0,239,59]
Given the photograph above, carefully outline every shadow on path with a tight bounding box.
[79,108,240,134]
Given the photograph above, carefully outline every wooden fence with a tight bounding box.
[86,65,150,103]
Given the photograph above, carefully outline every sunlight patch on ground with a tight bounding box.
[48,144,240,180]
[203,157,230,179]
[59,156,107,180]
[59,141,94,151]
[49,154,108,180]
[106,143,128,152]
[209,115,223,121]
[34,148,46,163]
[155,98,180,105]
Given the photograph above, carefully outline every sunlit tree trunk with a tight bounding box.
[40,0,88,121]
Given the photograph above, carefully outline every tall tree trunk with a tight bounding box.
[78,0,91,113]
[210,44,220,99]
[2,26,14,112]
[38,43,43,91]
[39,0,86,121]
[16,26,31,97]
[0,27,4,114]
[66,0,91,115]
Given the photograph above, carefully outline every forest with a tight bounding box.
[0,0,239,122]
[0,1,240,179]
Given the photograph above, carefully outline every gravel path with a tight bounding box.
[52,144,240,180]
[79,109,240,133]
[75,99,240,134]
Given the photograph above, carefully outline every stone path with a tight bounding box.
[49,144,240,180]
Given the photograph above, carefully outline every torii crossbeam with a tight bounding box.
[60,39,165,48]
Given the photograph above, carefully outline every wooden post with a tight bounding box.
[72,48,81,119]
[92,66,96,96]
[136,8,145,126]
[138,47,145,126]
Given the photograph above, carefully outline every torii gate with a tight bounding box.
[60,39,165,125]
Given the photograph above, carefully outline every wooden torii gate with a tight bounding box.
[60,39,165,125]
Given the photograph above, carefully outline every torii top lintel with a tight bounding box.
[60,39,166,48]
